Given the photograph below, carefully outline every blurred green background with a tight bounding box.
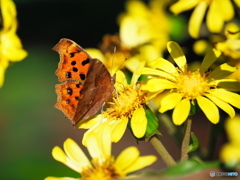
[1,0,182,179]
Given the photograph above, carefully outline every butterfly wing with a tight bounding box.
[53,38,91,83]
[73,58,116,125]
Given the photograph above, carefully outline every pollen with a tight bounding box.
[177,70,210,99]
[81,156,123,180]
[104,84,148,120]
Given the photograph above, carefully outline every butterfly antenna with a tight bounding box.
[110,46,117,75]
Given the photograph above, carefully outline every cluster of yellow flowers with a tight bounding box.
[2,0,240,179]
[47,0,240,179]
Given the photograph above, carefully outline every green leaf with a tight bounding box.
[161,159,220,177]
[188,133,199,153]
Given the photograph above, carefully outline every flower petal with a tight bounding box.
[225,115,240,143]
[64,138,91,171]
[148,57,178,74]
[210,89,240,109]
[234,0,240,7]
[110,117,128,142]
[116,70,128,87]
[85,132,101,160]
[98,122,112,158]
[216,79,240,92]
[196,96,219,124]
[114,146,140,171]
[77,115,101,129]
[188,1,208,38]
[122,155,157,174]
[142,78,176,92]
[173,99,191,125]
[131,106,147,138]
[205,94,235,119]
[207,63,237,80]
[52,146,67,163]
[0,58,9,87]
[138,67,176,81]
[167,41,187,72]
[84,122,112,162]
[159,92,183,113]
[200,48,221,74]
[170,0,199,15]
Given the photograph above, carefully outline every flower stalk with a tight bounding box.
[149,135,176,166]
[181,117,192,161]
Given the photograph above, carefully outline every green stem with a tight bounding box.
[149,135,176,166]
[181,118,192,161]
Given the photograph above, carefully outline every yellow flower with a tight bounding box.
[220,115,240,166]
[170,0,239,38]
[118,0,170,72]
[0,0,27,87]
[45,123,157,180]
[78,65,153,142]
[139,41,240,125]
[215,24,240,60]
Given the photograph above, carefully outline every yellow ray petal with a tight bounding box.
[173,99,190,125]
[220,0,234,21]
[216,79,240,92]
[64,138,90,170]
[170,0,199,15]
[197,96,219,124]
[210,89,240,109]
[131,106,147,138]
[205,94,235,118]
[207,0,225,32]
[167,41,187,72]
[148,57,177,74]
[52,146,67,163]
[110,117,128,142]
[207,63,237,80]
[97,122,111,158]
[77,115,101,129]
[0,59,9,87]
[122,155,157,174]
[234,0,240,7]
[85,132,101,160]
[114,146,139,171]
[200,48,221,74]
[142,78,176,92]
[115,70,128,91]
[159,92,183,113]
[138,67,177,81]
[189,1,208,38]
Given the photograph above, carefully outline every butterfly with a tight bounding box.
[53,38,116,126]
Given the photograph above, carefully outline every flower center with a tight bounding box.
[104,84,148,119]
[81,157,123,180]
[177,70,209,99]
